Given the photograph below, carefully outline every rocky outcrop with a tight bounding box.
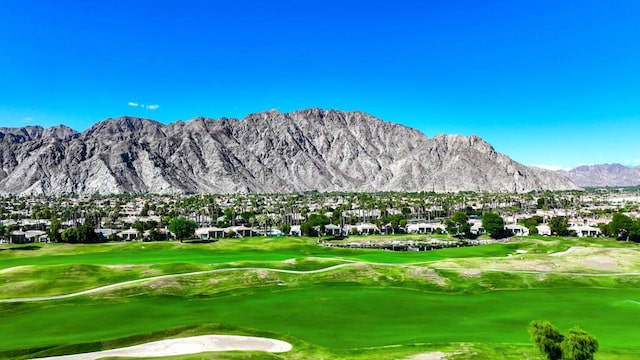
[0,109,579,194]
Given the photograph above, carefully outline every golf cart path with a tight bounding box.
[32,334,292,359]
[2,259,640,303]
[548,246,583,257]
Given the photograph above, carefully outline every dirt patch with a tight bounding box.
[460,268,482,278]
[551,247,637,272]
[281,258,297,265]
[578,255,619,271]
[407,266,448,286]
[445,246,640,273]
[144,277,180,290]
[255,269,277,279]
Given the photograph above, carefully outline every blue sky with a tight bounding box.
[1,1,638,169]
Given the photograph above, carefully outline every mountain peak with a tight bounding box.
[0,109,578,194]
[82,116,165,139]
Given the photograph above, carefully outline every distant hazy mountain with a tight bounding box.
[0,108,578,194]
[559,164,640,187]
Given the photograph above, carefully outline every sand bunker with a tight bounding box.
[34,335,292,360]
[406,351,451,359]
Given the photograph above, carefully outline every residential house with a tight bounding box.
[9,230,47,244]
[324,224,343,236]
[289,225,301,236]
[505,224,529,236]
[570,225,601,238]
[9,230,27,244]
[406,222,445,234]
[536,224,552,236]
[356,223,380,235]
[228,225,254,237]
[195,227,225,240]
[470,220,485,235]
[117,228,139,241]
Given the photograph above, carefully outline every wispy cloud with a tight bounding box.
[22,117,33,123]
[128,101,159,110]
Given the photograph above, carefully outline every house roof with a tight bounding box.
[195,227,225,235]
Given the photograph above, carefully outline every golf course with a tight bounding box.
[1,235,639,359]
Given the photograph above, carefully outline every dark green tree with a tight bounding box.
[78,218,99,243]
[48,217,62,242]
[607,213,634,240]
[445,211,471,238]
[482,212,507,239]
[529,321,599,360]
[279,223,291,236]
[548,216,569,236]
[300,214,331,236]
[520,215,543,234]
[133,220,146,239]
[561,327,599,360]
[60,227,79,243]
[629,220,640,242]
[147,228,162,241]
[528,320,564,360]
[140,202,150,216]
[168,216,198,240]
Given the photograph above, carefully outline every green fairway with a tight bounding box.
[1,236,640,359]
[0,237,528,270]
[1,286,639,357]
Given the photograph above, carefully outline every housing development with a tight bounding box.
[3,188,639,244]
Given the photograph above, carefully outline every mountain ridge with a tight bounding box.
[0,108,579,194]
[559,163,640,187]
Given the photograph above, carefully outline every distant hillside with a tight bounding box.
[0,108,578,194]
[559,164,640,187]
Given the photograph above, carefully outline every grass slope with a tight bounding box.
[1,236,639,359]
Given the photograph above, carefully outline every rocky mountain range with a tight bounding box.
[0,108,579,195]
[559,164,640,187]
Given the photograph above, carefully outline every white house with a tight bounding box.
[227,225,254,237]
[9,230,48,244]
[407,222,445,234]
[356,223,380,235]
[289,225,301,236]
[570,225,601,238]
[536,224,552,236]
[470,221,485,235]
[117,228,139,241]
[324,224,343,236]
[195,227,225,240]
[505,224,529,236]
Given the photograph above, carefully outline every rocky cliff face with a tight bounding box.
[559,164,640,187]
[0,109,579,194]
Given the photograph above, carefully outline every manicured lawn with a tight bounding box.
[1,285,639,357]
[0,237,527,270]
[2,236,639,359]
